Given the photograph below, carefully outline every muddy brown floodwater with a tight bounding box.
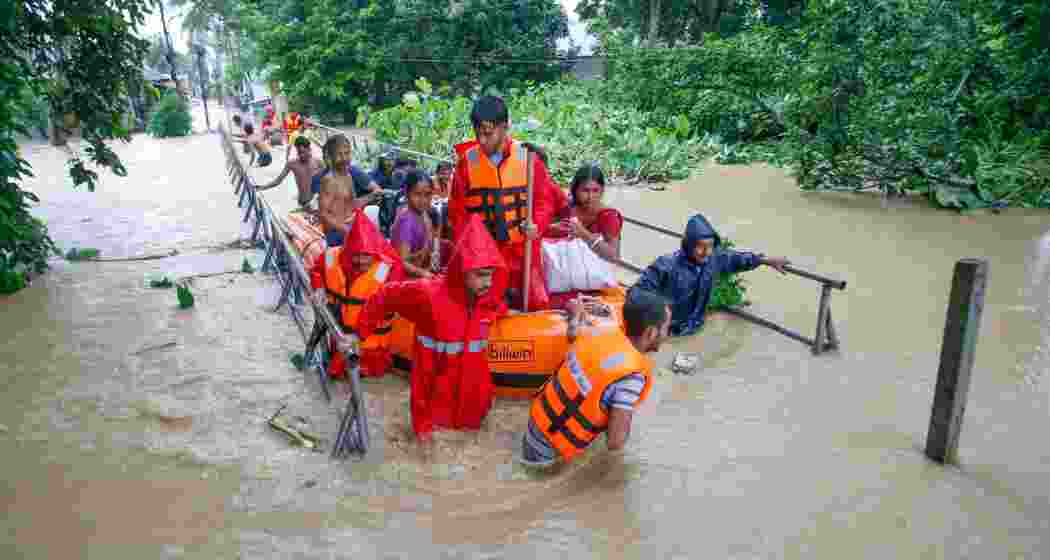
[1,127,1048,558]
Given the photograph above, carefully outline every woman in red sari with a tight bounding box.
[545,164,624,309]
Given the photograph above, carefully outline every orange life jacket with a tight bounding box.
[463,141,529,244]
[322,247,394,350]
[529,328,654,462]
[285,113,302,132]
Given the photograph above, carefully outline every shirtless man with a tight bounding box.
[258,136,323,208]
[232,123,273,168]
[318,134,382,246]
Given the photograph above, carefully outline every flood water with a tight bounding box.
[2,126,1049,558]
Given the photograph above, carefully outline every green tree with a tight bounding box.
[577,0,790,45]
[1,0,150,292]
[148,90,193,137]
[239,0,568,122]
[146,33,193,75]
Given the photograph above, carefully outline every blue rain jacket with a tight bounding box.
[629,214,762,336]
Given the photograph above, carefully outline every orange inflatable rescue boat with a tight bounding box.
[282,210,627,398]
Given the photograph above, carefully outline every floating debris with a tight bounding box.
[65,247,100,261]
[148,275,174,288]
[268,406,323,451]
[290,353,306,371]
[671,352,701,375]
[132,341,177,355]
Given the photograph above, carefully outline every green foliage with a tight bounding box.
[290,353,305,371]
[577,0,788,45]
[65,247,100,261]
[145,33,192,77]
[367,78,707,184]
[148,275,174,288]
[176,283,195,308]
[603,24,791,146]
[709,238,748,310]
[148,91,193,138]
[1,0,149,293]
[15,0,150,192]
[0,268,26,295]
[239,0,568,122]
[596,0,1050,209]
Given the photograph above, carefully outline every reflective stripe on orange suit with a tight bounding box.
[529,328,654,462]
[463,141,529,244]
[321,247,394,376]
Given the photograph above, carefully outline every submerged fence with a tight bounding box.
[221,126,370,459]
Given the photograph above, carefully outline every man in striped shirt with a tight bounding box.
[522,291,671,466]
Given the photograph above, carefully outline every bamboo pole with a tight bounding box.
[522,151,535,312]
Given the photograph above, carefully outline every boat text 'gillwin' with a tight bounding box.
[488,340,536,363]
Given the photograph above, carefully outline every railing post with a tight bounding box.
[824,306,839,350]
[812,284,832,355]
[925,258,987,465]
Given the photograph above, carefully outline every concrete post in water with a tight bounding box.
[925,258,988,464]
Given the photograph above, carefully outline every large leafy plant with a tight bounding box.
[592,0,1050,209]
[365,78,706,184]
[1,0,149,294]
[148,91,193,138]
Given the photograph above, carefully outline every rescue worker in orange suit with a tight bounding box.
[283,111,305,156]
[350,215,509,443]
[310,209,404,378]
[448,95,559,311]
[520,289,672,467]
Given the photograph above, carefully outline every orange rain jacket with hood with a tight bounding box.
[311,209,404,377]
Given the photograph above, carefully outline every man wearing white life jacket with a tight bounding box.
[311,209,404,378]
[521,289,672,466]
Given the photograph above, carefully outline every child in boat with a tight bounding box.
[232,123,273,168]
[369,152,396,190]
[390,169,451,278]
[311,209,404,378]
[257,135,324,208]
[628,213,791,336]
[545,163,623,309]
[318,134,381,246]
[434,161,453,199]
[391,158,418,193]
[521,289,670,467]
[349,215,508,443]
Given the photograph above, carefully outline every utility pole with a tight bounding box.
[191,31,212,131]
[157,0,179,86]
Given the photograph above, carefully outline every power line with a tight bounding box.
[373,47,720,66]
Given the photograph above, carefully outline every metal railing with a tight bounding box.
[619,215,845,355]
[303,121,454,169]
[221,126,370,459]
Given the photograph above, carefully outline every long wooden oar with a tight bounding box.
[522,150,535,312]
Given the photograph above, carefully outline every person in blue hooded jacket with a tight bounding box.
[628,213,790,336]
